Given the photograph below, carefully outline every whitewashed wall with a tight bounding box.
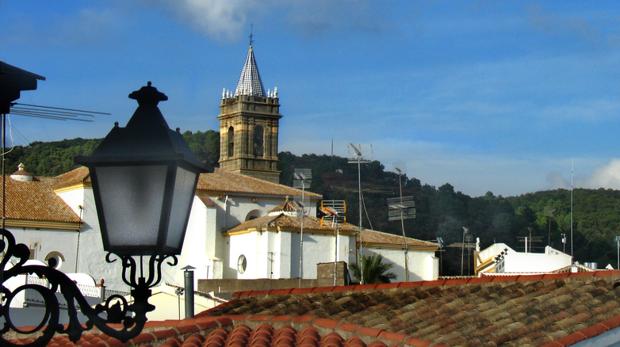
[365,248,439,282]
[70,188,129,291]
[8,227,79,273]
[503,246,571,273]
[478,244,572,274]
[227,231,354,280]
[164,196,209,287]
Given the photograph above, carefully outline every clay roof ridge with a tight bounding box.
[227,270,620,299]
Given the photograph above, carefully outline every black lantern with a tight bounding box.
[76,82,206,256]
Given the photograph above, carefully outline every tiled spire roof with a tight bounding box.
[234,45,265,97]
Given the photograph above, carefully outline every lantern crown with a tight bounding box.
[129,81,168,106]
[79,82,204,171]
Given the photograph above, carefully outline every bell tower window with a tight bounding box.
[254,125,264,157]
[227,126,234,157]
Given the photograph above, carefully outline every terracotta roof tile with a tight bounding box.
[226,213,359,235]
[198,171,321,199]
[1,176,80,227]
[19,272,620,346]
[54,166,322,201]
[360,229,439,250]
[53,166,90,190]
[197,271,620,346]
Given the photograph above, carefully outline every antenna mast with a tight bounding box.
[388,167,416,281]
[293,168,312,288]
[570,159,574,259]
[348,143,370,283]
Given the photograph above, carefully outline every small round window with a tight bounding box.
[237,255,247,274]
[45,251,65,270]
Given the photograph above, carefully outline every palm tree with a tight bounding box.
[350,254,397,284]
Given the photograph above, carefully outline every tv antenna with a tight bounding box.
[293,168,312,287]
[347,143,370,283]
[517,227,543,253]
[387,166,416,281]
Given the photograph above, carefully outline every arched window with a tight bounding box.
[254,125,264,157]
[45,251,65,270]
[227,127,234,157]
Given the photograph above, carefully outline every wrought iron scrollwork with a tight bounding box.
[0,228,177,346]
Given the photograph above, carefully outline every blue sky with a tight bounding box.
[2,1,620,197]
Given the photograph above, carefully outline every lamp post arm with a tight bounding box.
[0,228,175,346]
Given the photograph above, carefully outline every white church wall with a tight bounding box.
[73,187,130,291]
[276,231,292,278]
[227,231,260,279]
[204,206,222,279]
[56,187,85,216]
[366,248,439,282]
[166,196,209,287]
[227,231,354,280]
[300,233,352,279]
[9,227,79,273]
[289,232,301,278]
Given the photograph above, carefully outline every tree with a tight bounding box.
[350,254,396,284]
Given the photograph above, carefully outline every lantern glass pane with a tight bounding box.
[96,165,168,250]
[165,166,198,251]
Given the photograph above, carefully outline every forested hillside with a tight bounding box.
[6,132,620,274]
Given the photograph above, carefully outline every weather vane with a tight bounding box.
[249,24,254,46]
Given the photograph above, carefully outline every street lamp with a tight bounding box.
[77,82,204,256]
[0,82,206,346]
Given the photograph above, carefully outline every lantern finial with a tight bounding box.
[129,81,168,106]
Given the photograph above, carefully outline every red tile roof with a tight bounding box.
[12,271,620,346]
[26,315,391,347]
[1,176,80,229]
[197,171,321,199]
[53,166,322,200]
[203,271,620,346]
[360,229,438,251]
[226,213,359,236]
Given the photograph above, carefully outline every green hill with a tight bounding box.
[5,132,620,274]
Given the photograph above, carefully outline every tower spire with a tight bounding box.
[234,38,265,97]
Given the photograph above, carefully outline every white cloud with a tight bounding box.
[586,159,620,189]
[157,0,260,41]
[151,0,387,40]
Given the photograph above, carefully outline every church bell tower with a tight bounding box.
[218,42,282,183]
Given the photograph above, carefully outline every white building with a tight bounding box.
[475,242,572,275]
[1,43,439,292]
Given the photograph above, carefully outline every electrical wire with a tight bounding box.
[12,102,111,115]
[8,102,110,123]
